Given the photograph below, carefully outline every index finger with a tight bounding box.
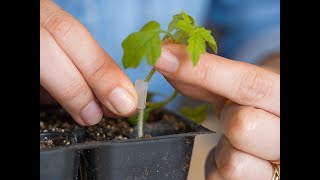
[40,0,138,116]
[154,44,280,116]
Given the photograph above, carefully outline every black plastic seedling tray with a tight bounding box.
[40,108,214,180]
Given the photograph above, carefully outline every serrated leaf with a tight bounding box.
[186,27,218,65]
[176,20,194,34]
[180,104,209,124]
[163,29,189,44]
[181,11,191,22]
[197,27,218,54]
[122,21,162,69]
[170,14,217,65]
[128,107,153,126]
[173,30,189,44]
[168,11,196,33]
[187,30,206,65]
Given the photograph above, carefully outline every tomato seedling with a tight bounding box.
[122,11,217,138]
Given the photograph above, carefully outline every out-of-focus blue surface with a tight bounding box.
[53,0,280,110]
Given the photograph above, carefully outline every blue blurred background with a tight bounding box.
[54,0,280,110]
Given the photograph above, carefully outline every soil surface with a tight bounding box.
[40,109,80,133]
[85,117,133,141]
[40,139,54,149]
[40,108,191,149]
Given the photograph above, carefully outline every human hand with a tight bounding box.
[153,43,280,180]
[40,0,138,125]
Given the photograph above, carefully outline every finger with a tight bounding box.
[154,44,280,116]
[213,136,274,180]
[40,26,103,125]
[220,101,280,161]
[165,77,226,115]
[40,85,58,106]
[205,148,224,180]
[165,77,225,104]
[101,106,124,119]
[40,0,137,116]
[206,171,223,180]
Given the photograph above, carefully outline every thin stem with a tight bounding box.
[147,90,178,109]
[137,68,156,138]
[161,30,175,43]
[145,68,156,82]
[137,31,176,138]
[176,32,187,43]
[137,108,144,138]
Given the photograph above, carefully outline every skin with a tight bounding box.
[40,0,138,126]
[40,1,279,178]
[154,44,280,180]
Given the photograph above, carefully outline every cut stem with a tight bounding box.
[137,31,177,138]
[137,108,144,138]
[137,67,156,138]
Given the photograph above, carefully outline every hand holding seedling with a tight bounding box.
[154,34,280,180]
[40,0,138,126]
[123,11,280,179]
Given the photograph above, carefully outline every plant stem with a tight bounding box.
[176,32,187,43]
[137,90,178,138]
[137,31,177,138]
[147,90,178,109]
[137,108,144,138]
[145,68,156,82]
[137,67,156,138]
[161,30,175,43]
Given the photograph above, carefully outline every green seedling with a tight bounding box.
[122,11,217,138]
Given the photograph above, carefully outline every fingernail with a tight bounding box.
[80,100,103,125]
[107,87,136,115]
[155,48,179,73]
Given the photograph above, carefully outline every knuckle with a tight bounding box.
[235,68,272,104]
[59,79,89,103]
[227,107,256,144]
[205,148,217,177]
[43,10,74,40]
[40,26,49,40]
[86,55,107,81]
[196,60,216,88]
[218,151,244,179]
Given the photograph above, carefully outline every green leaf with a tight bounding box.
[197,27,218,54]
[180,104,210,124]
[168,11,196,33]
[187,29,207,65]
[168,13,217,65]
[171,30,188,44]
[128,107,153,126]
[176,19,194,34]
[163,29,188,44]
[122,11,218,69]
[186,27,218,65]
[122,21,162,69]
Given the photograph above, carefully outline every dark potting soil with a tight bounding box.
[40,139,54,149]
[85,117,133,141]
[39,137,71,149]
[40,108,191,149]
[139,109,192,136]
[40,110,80,133]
